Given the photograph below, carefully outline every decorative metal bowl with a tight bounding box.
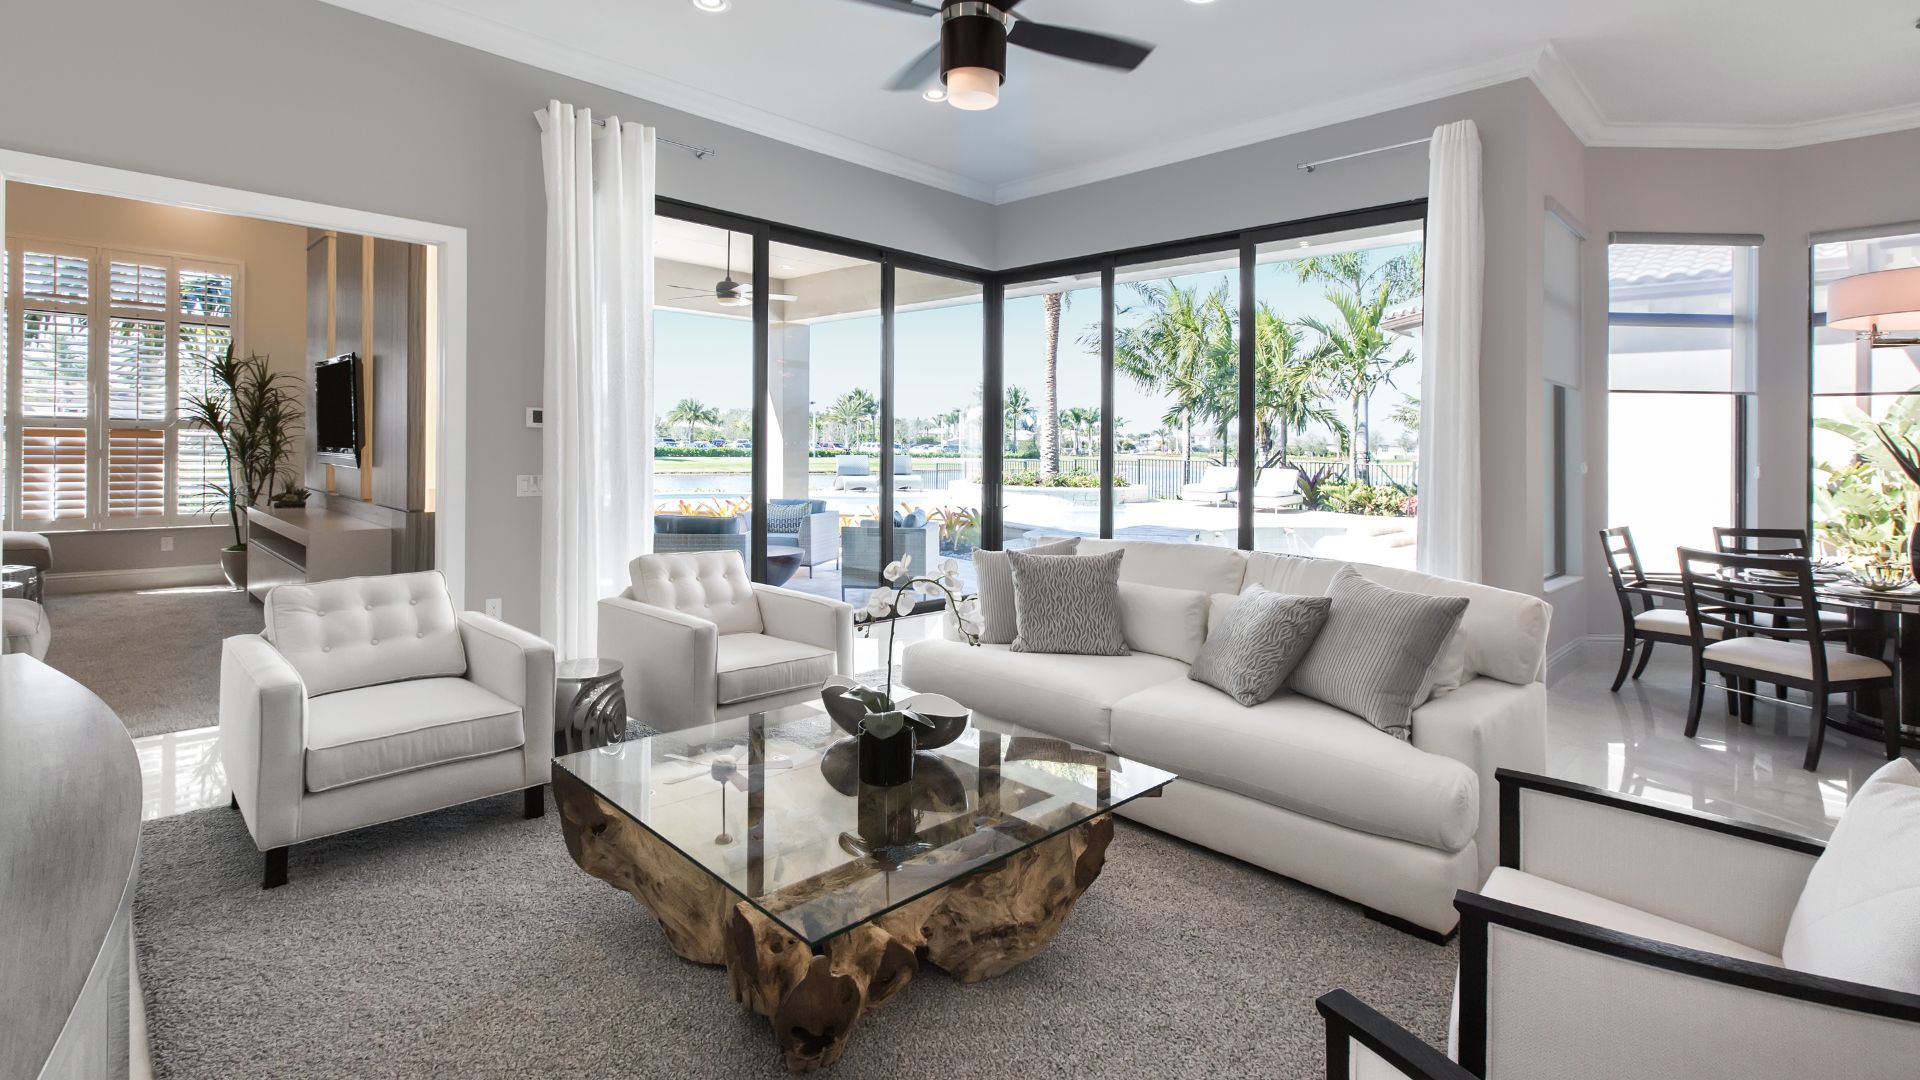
[819,676,970,751]
[1857,561,1915,593]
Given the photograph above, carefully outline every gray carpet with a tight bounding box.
[43,586,261,738]
[135,797,1456,1078]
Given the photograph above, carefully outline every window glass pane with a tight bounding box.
[19,309,90,417]
[1252,224,1424,563]
[108,318,168,420]
[895,269,983,592]
[178,322,232,417]
[1111,249,1243,548]
[179,268,234,319]
[652,218,756,579]
[107,428,166,518]
[1002,275,1102,542]
[1607,392,1736,572]
[176,427,227,518]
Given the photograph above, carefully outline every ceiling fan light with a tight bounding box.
[945,66,1000,110]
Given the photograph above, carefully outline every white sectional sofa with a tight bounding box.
[900,540,1550,937]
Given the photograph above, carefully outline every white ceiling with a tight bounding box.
[323,0,1920,203]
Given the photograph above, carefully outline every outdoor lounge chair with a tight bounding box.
[832,456,880,492]
[1251,467,1304,511]
[1178,464,1238,505]
[893,455,925,492]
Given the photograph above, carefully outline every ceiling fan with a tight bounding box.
[661,233,797,307]
[847,0,1154,110]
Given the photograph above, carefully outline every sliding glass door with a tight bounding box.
[1000,272,1104,544]
[894,268,985,589]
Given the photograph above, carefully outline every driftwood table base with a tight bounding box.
[556,771,1114,1072]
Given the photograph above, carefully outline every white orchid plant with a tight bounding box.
[853,555,983,703]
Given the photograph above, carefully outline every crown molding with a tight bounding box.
[1580,99,1920,151]
[313,0,998,202]
[1527,44,1607,145]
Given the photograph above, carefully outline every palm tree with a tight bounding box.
[1003,385,1035,454]
[1290,248,1423,305]
[665,397,720,443]
[1111,281,1235,481]
[1039,292,1070,477]
[829,388,879,448]
[1252,304,1343,464]
[1058,406,1095,457]
[1298,285,1414,481]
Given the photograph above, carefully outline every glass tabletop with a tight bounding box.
[555,703,1176,947]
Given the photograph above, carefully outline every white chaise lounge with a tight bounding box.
[1178,465,1239,505]
[901,540,1550,936]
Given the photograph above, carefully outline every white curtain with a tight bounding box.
[537,101,655,658]
[1417,119,1483,583]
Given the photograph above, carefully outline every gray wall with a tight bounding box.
[0,0,993,628]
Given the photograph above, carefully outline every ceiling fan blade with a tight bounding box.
[885,43,942,91]
[737,287,801,303]
[843,0,937,16]
[1007,19,1153,71]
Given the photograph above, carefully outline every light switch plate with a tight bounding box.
[484,599,503,619]
[160,536,175,552]
[515,475,544,497]
[526,407,543,428]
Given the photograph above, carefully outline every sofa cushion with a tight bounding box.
[631,550,762,636]
[1109,679,1479,852]
[304,677,523,792]
[1243,552,1549,687]
[1010,549,1128,656]
[264,571,466,697]
[1289,567,1468,740]
[1117,581,1210,664]
[1,530,53,571]
[1189,586,1330,706]
[1,599,51,660]
[974,537,1078,645]
[1481,867,1780,966]
[716,632,836,706]
[1781,758,1920,993]
[1077,539,1247,595]
[899,639,1188,750]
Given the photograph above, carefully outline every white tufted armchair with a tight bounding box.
[219,571,555,888]
[599,550,853,733]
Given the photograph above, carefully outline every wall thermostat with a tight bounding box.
[526,407,544,428]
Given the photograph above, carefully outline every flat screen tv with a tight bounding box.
[313,353,362,467]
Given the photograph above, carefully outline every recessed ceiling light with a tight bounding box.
[1297,240,1310,248]
[1184,0,1218,4]
[690,0,729,12]
[923,86,948,103]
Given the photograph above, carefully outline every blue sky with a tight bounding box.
[656,243,1422,446]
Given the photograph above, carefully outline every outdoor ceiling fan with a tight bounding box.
[846,0,1154,110]
[661,233,797,307]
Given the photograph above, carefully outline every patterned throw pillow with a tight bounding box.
[973,537,1079,645]
[1288,566,1469,740]
[1008,548,1129,656]
[1189,585,1332,706]
[764,502,811,533]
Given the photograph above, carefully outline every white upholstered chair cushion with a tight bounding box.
[1076,539,1248,595]
[898,639,1189,751]
[630,550,763,636]
[1702,638,1890,682]
[1109,680,1479,852]
[1634,608,1724,638]
[2,599,51,660]
[1117,581,1210,664]
[1480,866,1782,964]
[303,677,524,792]
[1781,758,1920,994]
[715,633,836,706]
[263,571,466,696]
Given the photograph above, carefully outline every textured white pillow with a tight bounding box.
[1781,758,1920,993]
[1117,581,1211,664]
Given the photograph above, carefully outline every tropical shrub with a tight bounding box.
[653,446,750,458]
[1814,396,1920,559]
[1318,481,1413,517]
[1003,467,1127,489]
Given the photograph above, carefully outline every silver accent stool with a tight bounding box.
[0,564,42,604]
[554,659,627,756]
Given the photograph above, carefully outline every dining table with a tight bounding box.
[1807,579,1920,750]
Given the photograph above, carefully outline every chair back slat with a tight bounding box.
[1713,526,1812,558]
[1599,526,1652,593]
[1678,547,1830,652]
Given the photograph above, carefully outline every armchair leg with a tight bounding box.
[524,785,546,819]
[262,847,289,890]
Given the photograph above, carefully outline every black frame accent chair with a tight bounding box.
[1454,770,1920,1078]
[1599,526,1707,692]
[1677,547,1894,770]
[1318,990,1474,1079]
[1712,526,1853,691]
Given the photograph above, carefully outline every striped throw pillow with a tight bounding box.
[1288,566,1469,739]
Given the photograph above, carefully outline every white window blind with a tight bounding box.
[5,242,242,530]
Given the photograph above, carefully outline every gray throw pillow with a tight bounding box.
[1009,549,1129,656]
[973,537,1079,645]
[1189,585,1332,706]
[1288,566,1469,740]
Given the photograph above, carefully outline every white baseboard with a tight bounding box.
[45,564,227,595]
[1546,634,1620,686]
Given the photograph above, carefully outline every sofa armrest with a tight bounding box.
[1411,678,1545,886]
[1495,770,1821,955]
[218,634,307,851]
[598,594,718,732]
[752,584,853,674]
[1318,991,1474,1080]
[458,612,557,786]
[1455,891,1920,1078]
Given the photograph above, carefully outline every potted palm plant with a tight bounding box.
[183,344,305,590]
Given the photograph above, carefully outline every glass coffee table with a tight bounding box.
[553,702,1175,1071]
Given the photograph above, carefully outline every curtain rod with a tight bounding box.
[1297,137,1430,173]
[532,110,716,159]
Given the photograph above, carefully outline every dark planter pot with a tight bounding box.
[858,728,916,788]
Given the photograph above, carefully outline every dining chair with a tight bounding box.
[1599,526,1707,692]
[1677,548,1896,770]
[1711,526,1852,698]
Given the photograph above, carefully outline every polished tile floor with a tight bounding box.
[134,634,1906,838]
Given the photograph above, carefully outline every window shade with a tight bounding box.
[107,428,166,518]
[19,427,89,521]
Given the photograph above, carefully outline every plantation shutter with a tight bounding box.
[19,428,89,521]
[175,427,227,517]
[106,428,166,518]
